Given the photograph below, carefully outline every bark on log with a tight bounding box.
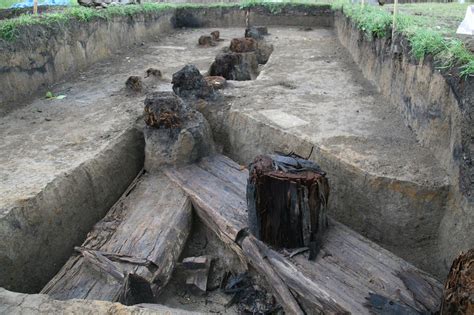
[441,249,474,314]
[164,154,443,314]
[41,172,192,305]
[247,154,329,259]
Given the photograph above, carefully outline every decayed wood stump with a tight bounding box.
[245,26,269,40]
[229,38,257,53]
[210,30,220,41]
[125,75,143,93]
[171,64,214,99]
[198,35,215,47]
[208,52,258,81]
[441,249,474,314]
[143,91,215,172]
[247,153,329,259]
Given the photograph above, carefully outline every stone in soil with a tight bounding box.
[143,91,215,172]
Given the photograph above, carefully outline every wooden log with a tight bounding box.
[441,249,474,314]
[41,172,192,304]
[247,154,329,259]
[164,154,443,314]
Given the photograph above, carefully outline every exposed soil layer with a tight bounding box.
[335,13,474,277]
[0,4,472,296]
[0,27,243,293]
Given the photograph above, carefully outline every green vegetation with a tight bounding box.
[332,1,473,77]
[0,0,76,9]
[0,3,177,40]
[0,0,472,77]
[240,0,330,14]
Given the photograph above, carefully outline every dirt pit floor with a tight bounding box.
[0,26,451,293]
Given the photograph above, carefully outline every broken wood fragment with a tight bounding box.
[182,256,209,270]
[183,256,211,295]
[441,249,474,314]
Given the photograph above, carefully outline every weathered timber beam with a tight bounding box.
[41,172,192,304]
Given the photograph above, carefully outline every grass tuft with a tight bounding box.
[334,1,474,78]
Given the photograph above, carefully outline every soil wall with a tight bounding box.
[0,10,175,116]
[334,13,474,277]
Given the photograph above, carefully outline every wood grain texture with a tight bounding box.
[41,172,192,303]
[165,155,443,314]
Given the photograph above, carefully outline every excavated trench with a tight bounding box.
[0,5,472,314]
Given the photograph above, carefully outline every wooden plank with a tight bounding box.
[41,172,192,303]
[165,154,443,314]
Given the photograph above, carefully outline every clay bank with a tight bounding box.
[0,2,472,314]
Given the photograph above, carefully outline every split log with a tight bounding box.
[41,172,192,305]
[441,249,474,314]
[164,154,443,314]
[247,154,329,259]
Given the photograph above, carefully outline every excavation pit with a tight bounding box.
[0,3,472,314]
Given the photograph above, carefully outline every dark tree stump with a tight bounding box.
[210,30,220,41]
[229,37,257,53]
[245,26,268,40]
[208,52,258,81]
[441,249,474,314]
[171,64,214,99]
[247,153,329,259]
